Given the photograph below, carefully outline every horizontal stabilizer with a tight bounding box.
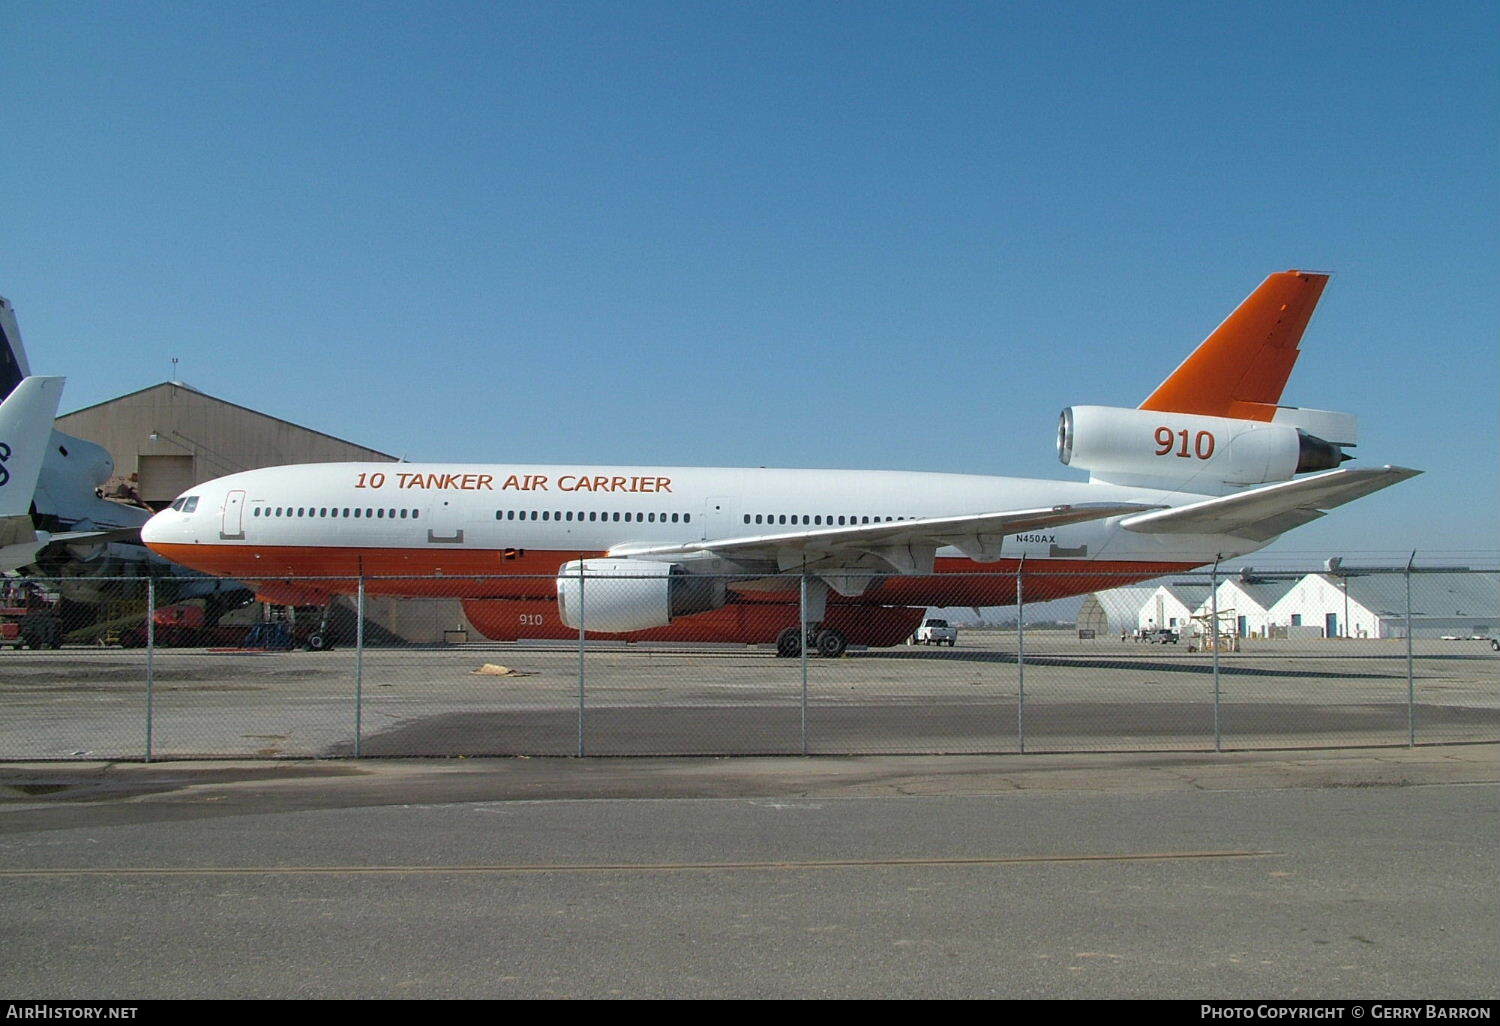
[610,502,1156,564]
[1119,466,1420,541]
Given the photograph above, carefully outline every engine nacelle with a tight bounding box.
[1058,406,1347,486]
[556,558,728,632]
[44,432,115,489]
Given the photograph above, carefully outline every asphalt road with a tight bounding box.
[0,748,1495,998]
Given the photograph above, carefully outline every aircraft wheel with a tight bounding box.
[306,633,334,652]
[775,628,803,658]
[815,629,847,659]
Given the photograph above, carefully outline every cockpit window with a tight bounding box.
[181,496,200,513]
[170,499,184,511]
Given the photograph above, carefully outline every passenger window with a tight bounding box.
[354,509,361,518]
[683,513,690,523]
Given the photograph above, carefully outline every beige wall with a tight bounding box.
[57,383,393,505]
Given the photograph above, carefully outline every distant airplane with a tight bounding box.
[144,271,1419,655]
[0,296,248,612]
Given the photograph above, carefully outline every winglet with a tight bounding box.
[1140,270,1329,421]
[0,376,65,518]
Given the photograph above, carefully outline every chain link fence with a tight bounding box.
[0,566,1494,760]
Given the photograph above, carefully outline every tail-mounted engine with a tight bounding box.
[556,558,728,632]
[1058,405,1353,488]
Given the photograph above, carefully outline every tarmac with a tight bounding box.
[0,745,1495,998]
[0,633,1495,759]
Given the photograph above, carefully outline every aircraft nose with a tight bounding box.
[140,508,173,551]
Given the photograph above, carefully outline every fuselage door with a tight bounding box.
[220,490,246,540]
[701,495,735,541]
[427,498,465,544]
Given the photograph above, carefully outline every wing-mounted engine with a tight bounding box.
[556,558,728,632]
[1058,405,1353,491]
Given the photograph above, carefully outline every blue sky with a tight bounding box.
[3,1,1495,560]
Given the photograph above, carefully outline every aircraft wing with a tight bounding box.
[1119,466,1421,541]
[609,502,1156,570]
[0,527,143,574]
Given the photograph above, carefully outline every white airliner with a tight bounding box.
[143,271,1419,655]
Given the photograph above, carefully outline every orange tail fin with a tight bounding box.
[1140,270,1329,421]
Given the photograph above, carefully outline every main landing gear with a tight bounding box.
[775,627,847,659]
[305,600,339,651]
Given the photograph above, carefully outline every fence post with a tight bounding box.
[1210,557,1221,753]
[799,574,809,755]
[1016,557,1026,754]
[145,577,155,763]
[1405,551,1416,747]
[354,575,365,758]
[577,561,586,758]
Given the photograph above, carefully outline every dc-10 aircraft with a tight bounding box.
[143,271,1419,656]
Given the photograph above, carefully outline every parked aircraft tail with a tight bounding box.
[0,296,33,401]
[0,376,66,519]
[1140,270,1329,421]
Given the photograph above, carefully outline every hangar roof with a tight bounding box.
[56,381,395,504]
[1221,578,1299,611]
[1337,573,1498,619]
[59,381,394,459]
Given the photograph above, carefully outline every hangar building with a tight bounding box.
[1196,574,1300,639]
[1077,586,1159,637]
[1086,570,1496,642]
[56,381,472,644]
[1138,581,1214,635]
[56,381,395,509]
[1264,572,1497,640]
